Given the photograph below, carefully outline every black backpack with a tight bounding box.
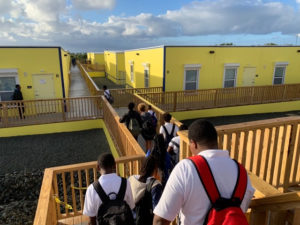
[142,113,156,139]
[93,178,134,225]
[135,178,156,225]
[162,124,175,147]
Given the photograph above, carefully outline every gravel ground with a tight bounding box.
[181,110,300,127]
[0,129,110,225]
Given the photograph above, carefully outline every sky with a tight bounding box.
[0,0,300,52]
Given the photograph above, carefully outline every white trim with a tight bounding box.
[0,68,18,73]
[130,63,134,83]
[183,67,200,90]
[224,63,240,67]
[142,62,150,69]
[128,60,134,64]
[275,62,289,67]
[123,45,164,52]
[184,64,202,68]
[144,67,150,88]
[223,67,237,88]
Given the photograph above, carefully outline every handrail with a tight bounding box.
[0,96,102,128]
[101,95,145,156]
[138,83,300,112]
[77,62,101,96]
[33,154,145,225]
[178,116,300,192]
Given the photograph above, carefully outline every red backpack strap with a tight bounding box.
[189,155,220,203]
[231,160,248,202]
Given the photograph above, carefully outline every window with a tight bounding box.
[0,69,19,101]
[223,64,239,88]
[130,62,134,83]
[144,68,149,88]
[184,64,201,90]
[273,62,288,85]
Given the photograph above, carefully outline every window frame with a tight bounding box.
[143,63,150,88]
[273,62,288,85]
[129,62,134,83]
[0,69,19,101]
[223,64,239,88]
[183,64,201,91]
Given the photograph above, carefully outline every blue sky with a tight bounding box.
[0,0,300,52]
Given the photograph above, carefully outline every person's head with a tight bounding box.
[176,124,188,136]
[138,103,147,113]
[128,102,135,111]
[138,155,160,183]
[188,119,218,155]
[163,113,172,123]
[16,84,21,90]
[97,153,116,175]
[102,85,107,90]
[148,105,152,110]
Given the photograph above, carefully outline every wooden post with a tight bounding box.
[2,102,8,127]
[61,100,66,121]
[282,122,298,192]
[173,92,177,112]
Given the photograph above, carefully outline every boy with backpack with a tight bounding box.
[159,113,179,148]
[119,102,143,140]
[103,85,114,104]
[153,120,254,225]
[83,153,135,225]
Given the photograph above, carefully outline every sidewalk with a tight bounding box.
[69,65,91,97]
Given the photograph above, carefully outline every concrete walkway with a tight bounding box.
[69,65,91,97]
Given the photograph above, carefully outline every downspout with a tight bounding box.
[162,46,166,92]
[58,47,66,98]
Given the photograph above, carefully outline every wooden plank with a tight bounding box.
[249,129,257,172]
[268,126,280,187]
[263,128,273,181]
[248,172,281,197]
[255,129,265,177]
[61,173,69,216]
[78,170,84,211]
[70,171,77,215]
[241,131,249,166]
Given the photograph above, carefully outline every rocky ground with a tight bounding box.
[0,129,109,225]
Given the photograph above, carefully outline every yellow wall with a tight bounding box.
[88,71,105,77]
[88,52,105,65]
[165,46,300,91]
[61,49,71,97]
[0,47,68,100]
[172,101,300,121]
[124,47,164,88]
[104,51,125,84]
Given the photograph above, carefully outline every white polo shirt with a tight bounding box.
[153,150,255,225]
[168,136,180,155]
[159,122,179,140]
[83,173,135,218]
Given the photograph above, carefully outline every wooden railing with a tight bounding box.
[82,63,105,71]
[249,191,300,225]
[139,83,300,112]
[78,62,101,96]
[0,96,102,128]
[101,96,145,156]
[178,116,300,192]
[33,154,145,225]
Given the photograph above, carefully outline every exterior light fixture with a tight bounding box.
[136,53,140,55]
[209,50,215,54]
[297,50,300,53]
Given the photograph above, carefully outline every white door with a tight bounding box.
[242,67,256,86]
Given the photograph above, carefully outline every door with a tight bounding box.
[242,67,256,86]
[32,74,56,113]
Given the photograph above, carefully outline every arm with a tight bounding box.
[119,114,127,123]
[88,217,96,225]
[167,146,174,154]
[153,215,170,225]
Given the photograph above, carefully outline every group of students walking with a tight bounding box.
[83,100,255,225]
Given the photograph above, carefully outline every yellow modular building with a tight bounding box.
[104,51,126,85]
[87,52,105,65]
[123,46,300,91]
[0,46,70,101]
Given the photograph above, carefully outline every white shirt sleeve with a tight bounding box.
[83,184,98,217]
[159,125,165,138]
[153,161,186,221]
[125,179,135,209]
[240,176,255,212]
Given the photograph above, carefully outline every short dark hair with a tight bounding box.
[16,84,21,88]
[128,102,135,110]
[188,119,218,148]
[97,153,115,170]
[102,85,107,90]
[163,113,172,122]
[148,105,152,110]
[138,155,159,183]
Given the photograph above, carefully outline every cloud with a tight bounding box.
[71,0,115,10]
[0,0,300,52]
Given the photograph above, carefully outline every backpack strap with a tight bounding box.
[170,140,180,148]
[162,125,170,138]
[231,160,248,201]
[93,181,110,203]
[170,124,175,136]
[116,178,127,200]
[189,155,220,203]
[146,178,156,193]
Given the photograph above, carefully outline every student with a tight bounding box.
[150,134,173,188]
[159,113,179,147]
[153,120,255,225]
[83,153,135,225]
[103,85,113,104]
[147,105,157,128]
[12,84,25,119]
[138,103,156,154]
[128,155,163,225]
[120,102,143,140]
[167,124,188,164]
